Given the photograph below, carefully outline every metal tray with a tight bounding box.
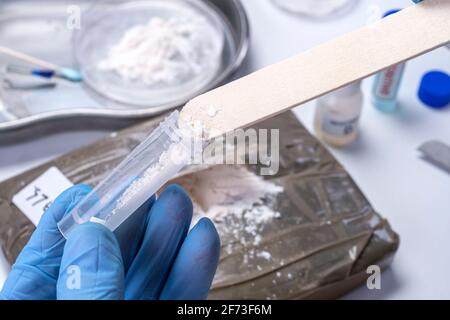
[0,0,249,131]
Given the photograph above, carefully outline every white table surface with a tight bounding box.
[1,0,449,299]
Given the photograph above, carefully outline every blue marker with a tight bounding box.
[372,9,404,113]
[6,64,82,83]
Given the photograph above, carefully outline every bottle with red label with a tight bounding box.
[372,9,405,113]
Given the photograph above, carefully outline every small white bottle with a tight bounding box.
[314,81,363,147]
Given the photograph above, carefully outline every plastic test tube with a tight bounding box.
[57,111,193,238]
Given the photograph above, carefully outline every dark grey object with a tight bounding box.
[419,140,450,174]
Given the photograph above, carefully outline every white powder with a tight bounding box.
[113,141,188,213]
[89,216,107,225]
[257,251,272,261]
[177,166,284,276]
[206,105,220,118]
[98,16,219,86]
[173,165,283,253]
[177,165,283,220]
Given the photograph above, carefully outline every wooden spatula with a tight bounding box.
[181,0,450,138]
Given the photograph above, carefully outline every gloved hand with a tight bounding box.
[0,184,220,300]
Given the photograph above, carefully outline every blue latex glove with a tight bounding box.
[1,184,220,300]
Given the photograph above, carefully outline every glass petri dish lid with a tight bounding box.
[74,0,225,107]
[272,0,358,19]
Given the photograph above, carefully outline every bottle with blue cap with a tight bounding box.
[372,9,405,113]
[418,70,450,109]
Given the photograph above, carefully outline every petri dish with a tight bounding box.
[272,0,358,19]
[74,0,225,107]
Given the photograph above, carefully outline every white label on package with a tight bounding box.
[12,167,73,226]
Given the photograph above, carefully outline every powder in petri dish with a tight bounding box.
[98,16,219,86]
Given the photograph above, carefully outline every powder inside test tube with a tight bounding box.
[115,144,186,211]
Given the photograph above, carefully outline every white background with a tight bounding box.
[0,0,449,299]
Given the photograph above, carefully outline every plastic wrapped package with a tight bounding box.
[0,111,399,299]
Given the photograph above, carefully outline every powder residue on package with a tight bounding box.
[172,165,283,258]
[175,165,282,220]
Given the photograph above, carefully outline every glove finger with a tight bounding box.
[160,218,220,300]
[57,222,124,300]
[114,195,155,272]
[124,184,192,300]
[0,184,92,300]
